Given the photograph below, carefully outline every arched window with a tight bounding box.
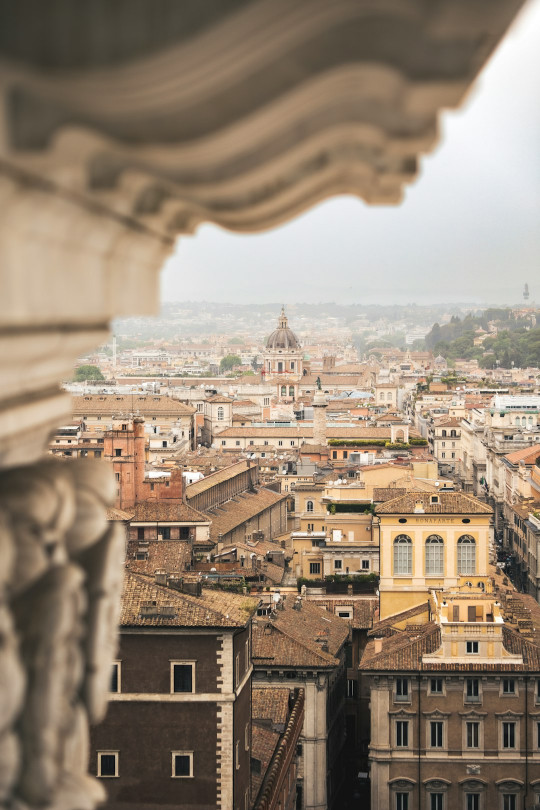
[529,416,534,425]
[515,416,520,426]
[387,392,392,401]
[457,535,476,575]
[289,386,294,396]
[217,406,224,421]
[394,534,412,575]
[442,430,447,437]
[281,385,287,396]
[306,500,314,512]
[522,416,526,426]
[425,534,444,576]
[450,429,457,437]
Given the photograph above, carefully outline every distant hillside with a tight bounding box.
[424,309,540,368]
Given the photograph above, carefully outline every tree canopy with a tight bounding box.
[219,354,242,372]
[74,364,105,381]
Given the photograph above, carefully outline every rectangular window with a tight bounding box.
[396,720,409,747]
[430,678,443,694]
[502,679,515,694]
[114,472,120,481]
[347,679,357,698]
[309,563,321,575]
[362,560,370,570]
[161,527,171,540]
[503,721,516,749]
[396,792,409,810]
[180,527,190,540]
[334,560,342,569]
[115,448,122,457]
[466,721,479,748]
[503,795,516,810]
[430,795,443,810]
[430,721,443,748]
[97,752,118,777]
[110,662,120,693]
[466,678,480,702]
[137,527,144,541]
[396,678,409,702]
[235,654,240,687]
[171,663,194,693]
[466,641,479,654]
[332,451,338,459]
[172,752,193,778]
[235,740,240,770]
[466,796,479,810]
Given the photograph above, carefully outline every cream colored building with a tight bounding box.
[376,491,492,620]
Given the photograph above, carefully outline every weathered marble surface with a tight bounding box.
[0,458,123,809]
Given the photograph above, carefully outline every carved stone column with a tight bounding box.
[0,458,124,808]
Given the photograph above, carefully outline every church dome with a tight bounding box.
[266,307,301,350]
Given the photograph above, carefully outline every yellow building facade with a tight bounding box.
[376,491,492,620]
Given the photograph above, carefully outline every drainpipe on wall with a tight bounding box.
[525,675,529,810]
[417,671,421,810]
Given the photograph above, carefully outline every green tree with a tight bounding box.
[220,354,242,373]
[74,364,105,381]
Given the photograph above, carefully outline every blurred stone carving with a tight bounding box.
[0,458,123,809]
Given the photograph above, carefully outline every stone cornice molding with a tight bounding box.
[0,0,526,234]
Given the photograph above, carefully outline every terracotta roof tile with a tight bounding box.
[120,570,258,628]
[504,445,540,465]
[252,687,291,727]
[130,501,209,523]
[126,540,193,576]
[207,488,287,543]
[375,490,492,515]
[73,394,194,415]
[252,597,349,668]
[185,460,254,498]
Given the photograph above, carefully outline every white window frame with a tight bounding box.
[501,719,518,750]
[458,535,476,575]
[171,751,193,778]
[394,534,412,576]
[395,677,410,703]
[501,678,517,697]
[425,534,444,576]
[464,678,481,704]
[110,661,121,693]
[429,677,444,696]
[170,661,195,694]
[466,641,479,654]
[395,719,410,748]
[428,719,445,749]
[97,751,119,778]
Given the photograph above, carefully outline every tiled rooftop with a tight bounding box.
[252,596,349,668]
[130,501,209,523]
[185,460,254,498]
[376,490,492,515]
[207,488,287,542]
[121,571,259,628]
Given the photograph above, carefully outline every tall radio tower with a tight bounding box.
[523,283,530,302]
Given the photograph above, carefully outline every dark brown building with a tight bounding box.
[90,572,259,810]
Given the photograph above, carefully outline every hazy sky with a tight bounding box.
[161,1,540,307]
